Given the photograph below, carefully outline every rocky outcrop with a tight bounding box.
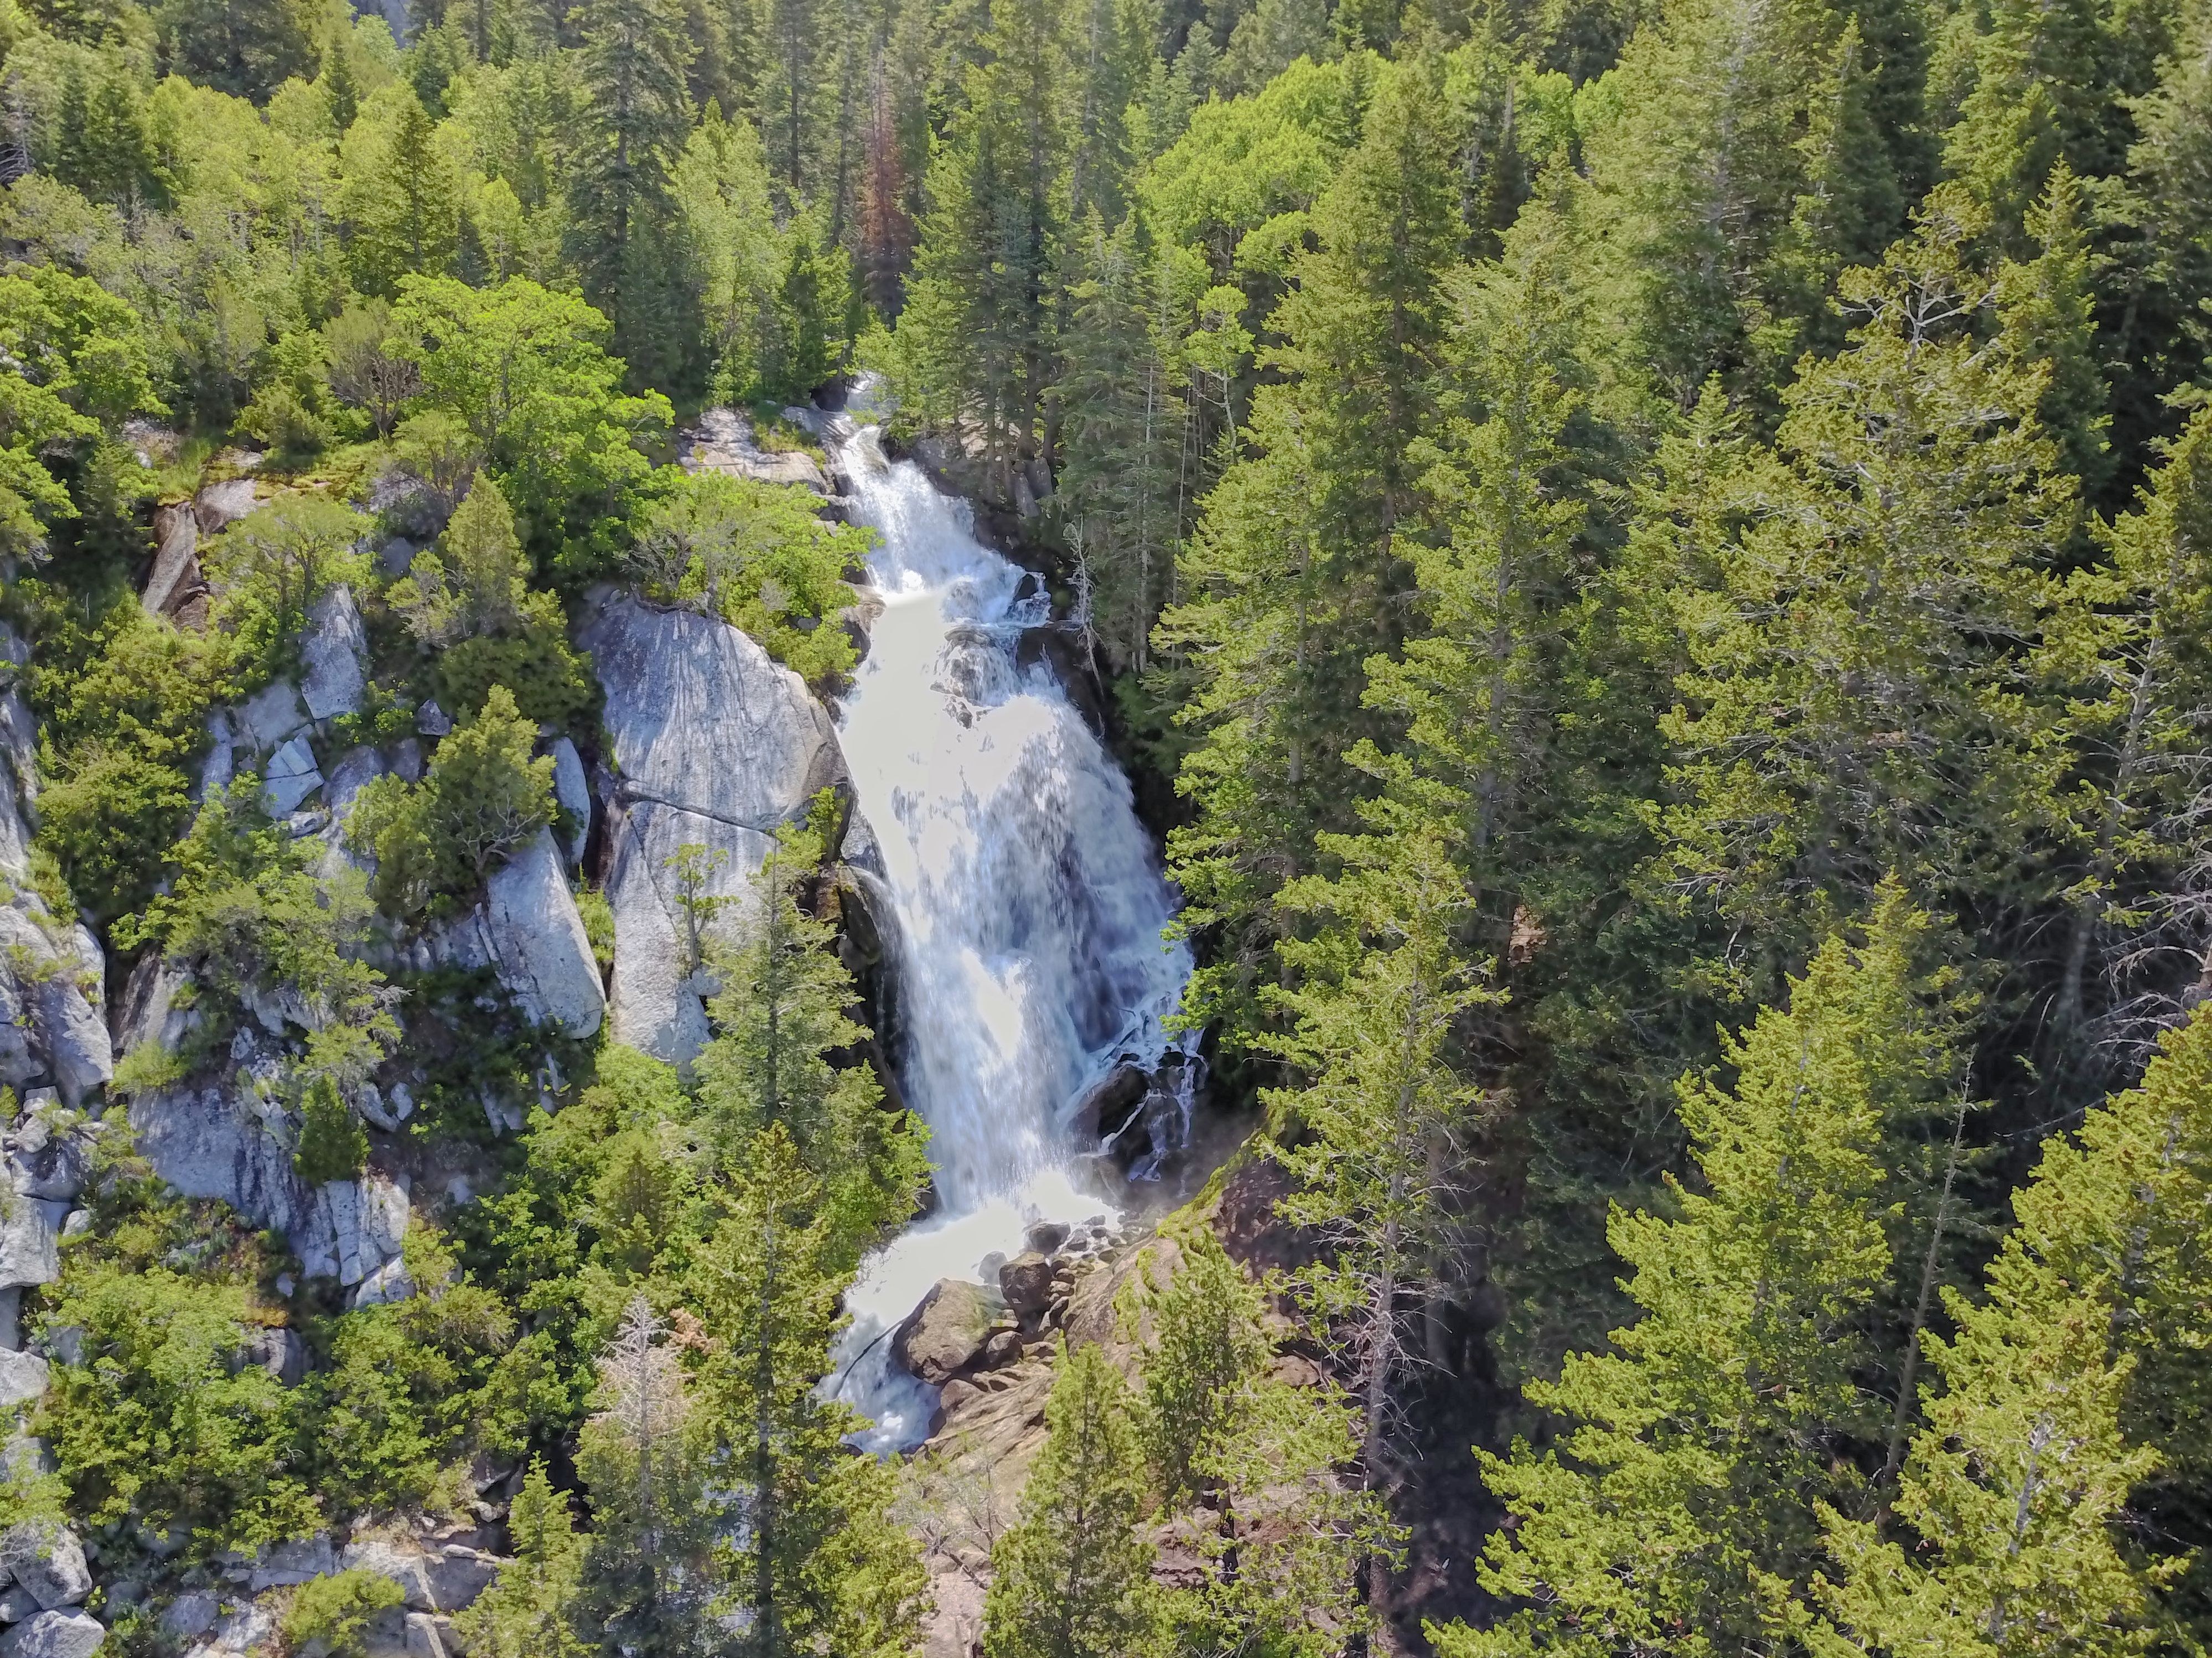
[681,409,830,493]
[483,832,604,1038]
[0,1609,104,1657]
[0,1352,47,1410]
[0,632,112,1110]
[128,1044,412,1296]
[582,595,845,1066]
[300,587,368,723]
[142,503,204,619]
[0,911,111,1109]
[892,1280,999,1386]
[547,738,589,866]
[0,1520,92,1610]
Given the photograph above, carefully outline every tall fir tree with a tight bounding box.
[1437,895,1959,1657]
[568,0,697,386]
[1161,49,1463,1042]
[1263,799,1495,1601]
[982,1339,1159,1658]
[1817,1004,2212,1655]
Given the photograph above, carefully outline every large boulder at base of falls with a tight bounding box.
[483,831,604,1037]
[892,1279,999,1386]
[0,1610,105,1658]
[581,594,845,1066]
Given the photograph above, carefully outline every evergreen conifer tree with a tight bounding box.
[982,1339,1159,1658]
[1438,896,1954,1656]
[1162,49,1462,1042]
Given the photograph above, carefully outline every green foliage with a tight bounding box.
[982,1339,1159,1658]
[201,495,375,684]
[294,1074,370,1186]
[347,682,555,913]
[17,588,230,923]
[693,814,929,1265]
[389,276,672,569]
[390,475,598,726]
[282,1569,406,1657]
[625,466,867,681]
[116,779,398,1082]
[454,1463,590,1658]
[39,1178,317,1562]
[1439,892,1966,1656]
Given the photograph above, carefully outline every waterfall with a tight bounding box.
[823,412,1194,1451]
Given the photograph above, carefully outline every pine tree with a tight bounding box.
[568,0,696,382]
[2037,404,2212,1067]
[857,68,916,318]
[456,1463,590,1658]
[1437,898,1953,1657]
[1571,0,1908,411]
[691,1126,928,1658]
[1161,49,1463,1042]
[574,1297,721,1657]
[1649,189,2073,988]
[890,0,1071,465]
[1127,1228,1398,1656]
[693,822,929,1270]
[1055,211,1190,673]
[1361,183,1594,962]
[1816,1006,2212,1656]
[982,1340,1159,1658]
[1996,164,2111,507]
[1261,800,1494,1602]
[339,89,463,299]
[760,0,821,203]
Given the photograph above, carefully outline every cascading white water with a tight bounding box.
[824,410,1194,1451]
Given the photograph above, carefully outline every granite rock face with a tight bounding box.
[0,1520,91,1609]
[483,831,605,1037]
[300,586,369,722]
[581,595,844,1066]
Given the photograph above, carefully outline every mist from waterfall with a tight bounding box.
[823,413,1193,1451]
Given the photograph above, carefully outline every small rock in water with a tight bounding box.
[1024,1220,1071,1256]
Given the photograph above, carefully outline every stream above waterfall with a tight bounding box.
[822,408,1195,1452]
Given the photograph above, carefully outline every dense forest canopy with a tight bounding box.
[0,0,2208,1647]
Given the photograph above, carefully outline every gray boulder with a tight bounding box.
[0,1198,59,1292]
[681,408,829,493]
[129,1075,316,1249]
[0,1521,91,1609]
[261,733,321,816]
[891,1279,997,1386]
[484,831,604,1037]
[111,955,195,1062]
[301,586,368,722]
[583,594,843,831]
[0,1586,37,1623]
[194,476,258,532]
[298,1176,408,1287]
[0,1352,46,1409]
[157,1593,218,1643]
[236,680,307,752]
[0,1610,104,1658]
[6,1113,98,1204]
[582,595,843,1065]
[341,1530,503,1614]
[247,1532,334,1590]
